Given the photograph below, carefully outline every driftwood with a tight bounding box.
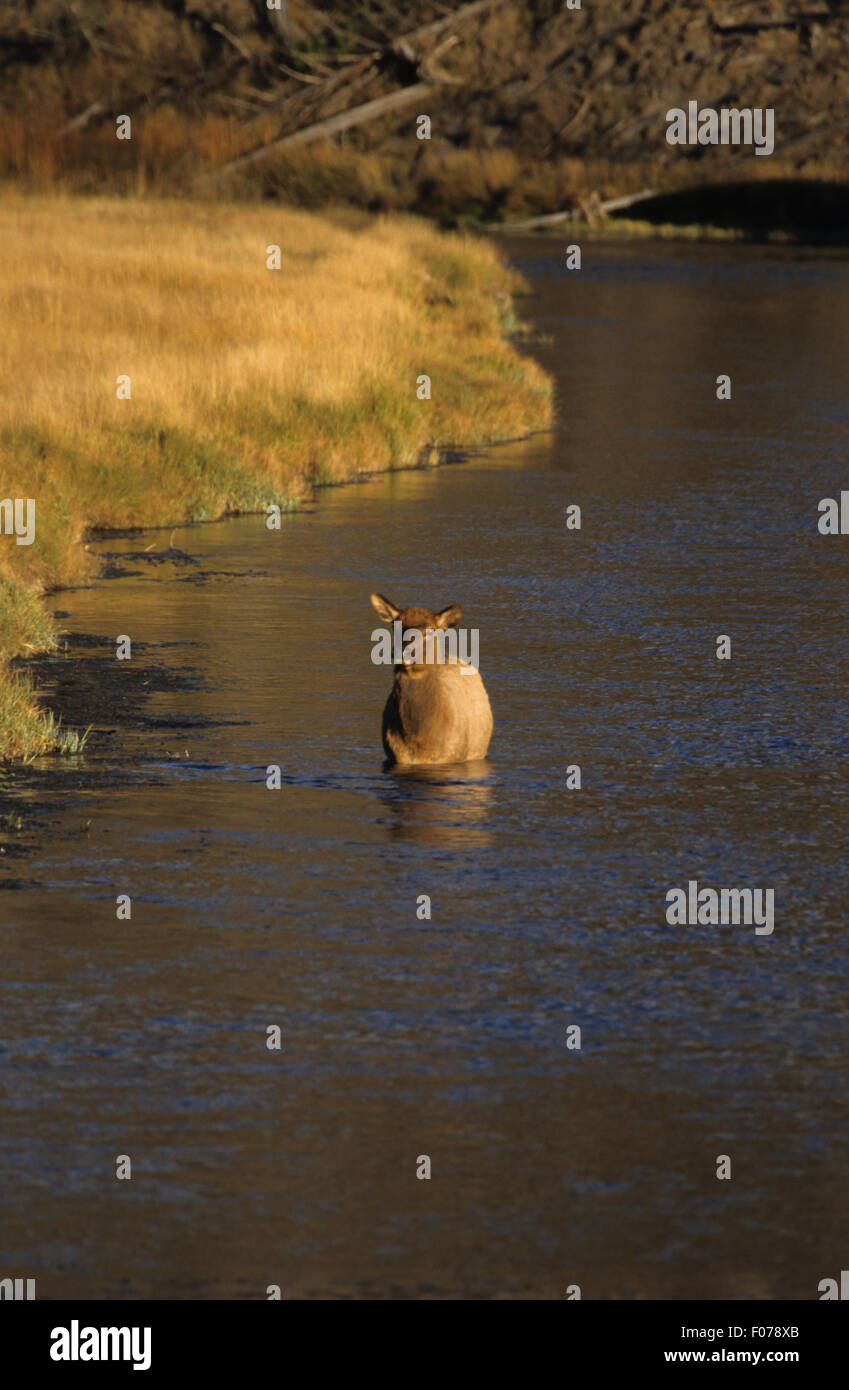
[236,0,480,125]
[277,62,323,86]
[403,0,492,47]
[487,189,659,232]
[419,34,464,84]
[210,22,252,61]
[193,1,488,185]
[240,53,379,130]
[195,82,436,184]
[557,93,592,141]
[59,102,104,136]
[278,54,376,104]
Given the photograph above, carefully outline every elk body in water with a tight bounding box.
[370,593,494,765]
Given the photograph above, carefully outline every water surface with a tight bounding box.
[2,239,849,1298]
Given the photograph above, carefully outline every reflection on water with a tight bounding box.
[379,762,495,846]
[2,240,849,1299]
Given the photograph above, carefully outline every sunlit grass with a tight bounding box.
[0,663,90,763]
[0,192,552,760]
[555,217,745,242]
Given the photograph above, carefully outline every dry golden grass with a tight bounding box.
[0,191,552,759]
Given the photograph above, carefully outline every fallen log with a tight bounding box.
[487,189,660,232]
[194,82,436,185]
[198,0,484,177]
[59,102,104,136]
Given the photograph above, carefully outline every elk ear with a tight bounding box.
[370,592,401,623]
[435,603,463,629]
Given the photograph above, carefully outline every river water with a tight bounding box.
[2,239,848,1299]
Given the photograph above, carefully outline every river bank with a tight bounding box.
[5,2,849,229]
[0,193,552,761]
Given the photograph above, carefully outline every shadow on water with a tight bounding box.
[616,178,849,244]
[378,760,495,847]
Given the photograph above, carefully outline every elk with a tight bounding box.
[370,593,493,765]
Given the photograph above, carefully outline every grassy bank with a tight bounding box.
[508,218,746,243]
[0,192,552,762]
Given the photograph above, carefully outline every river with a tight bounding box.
[2,238,848,1299]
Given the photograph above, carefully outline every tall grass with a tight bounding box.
[0,192,552,760]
